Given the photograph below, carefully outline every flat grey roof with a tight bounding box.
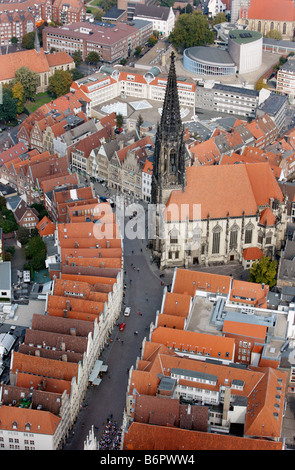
[185,46,235,67]
[172,367,218,383]
[214,83,259,97]
[0,262,11,291]
[263,37,295,50]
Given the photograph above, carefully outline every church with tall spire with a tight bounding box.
[151,51,186,208]
[150,53,288,271]
[151,52,187,264]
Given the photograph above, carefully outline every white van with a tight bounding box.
[124,307,131,316]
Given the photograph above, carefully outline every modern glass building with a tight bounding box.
[183,46,236,76]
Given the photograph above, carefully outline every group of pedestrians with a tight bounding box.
[98,418,122,450]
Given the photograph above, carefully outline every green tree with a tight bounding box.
[136,114,143,132]
[94,8,104,21]
[86,51,100,65]
[21,31,35,49]
[5,246,15,257]
[73,50,82,67]
[255,78,269,91]
[11,36,18,45]
[180,3,193,14]
[25,235,47,270]
[266,29,282,40]
[213,12,227,25]
[169,11,214,50]
[30,203,48,220]
[0,89,17,123]
[159,0,174,7]
[17,227,31,245]
[148,35,158,47]
[135,46,142,56]
[116,113,124,128]
[48,70,73,97]
[70,68,84,81]
[12,81,25,114]
[15,67,38,101]
[99,0,116,12]
[249,256,277,288]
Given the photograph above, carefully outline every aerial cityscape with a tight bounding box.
[0,0,295,454]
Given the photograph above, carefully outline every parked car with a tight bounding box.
[124,307,130,317]
[119,322,126,331]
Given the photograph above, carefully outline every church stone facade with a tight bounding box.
[151,53,288,270]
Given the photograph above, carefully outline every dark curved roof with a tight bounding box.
[185,46,235,67]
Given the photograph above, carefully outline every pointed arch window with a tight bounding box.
[229,224,239,249]
[265,231,273,245]
[212,224,222,254]
[170,149,177,174]
[170,227,179,244]
[245,222,254,244]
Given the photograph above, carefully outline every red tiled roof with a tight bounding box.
[123,422,283,450]
[259,207,276,226]
[46,51,74,67]
[0,49,50,81]
[37,216,56,237]
[0,405,61,436]
[247,0,295,22]
[243,247,264,261]
[223,320,267,339]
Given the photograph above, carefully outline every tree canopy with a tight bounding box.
[86,51,100,65]
[21,31,35,49]
[248,256,277,288]
[25,235,47,270]
[116,113,124,128]
[169,12,214,50]
[0,89,18,123]
[266,29,282,40]
[15,67,38,101]
[12,81,25,114]
[49,69,73,97]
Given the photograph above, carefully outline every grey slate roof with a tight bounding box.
[214,83,259,97]
[134,4,171,21]
[258,92,287,116]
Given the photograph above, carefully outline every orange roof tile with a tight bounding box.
[243,247,264,261]
[142,158,153,174]
[123,422,283,450]
[12,351,78,382]
[0,49,50,81]
[223,320,267,339]
[0,405,61,436]
[162,292,191,317]
[259,207,276,226]
[166,164,258,220]
[247,0,295,21]
[46,51,74,67]
[173,269,231,296]
[151,327,235,360]
[37,216,56,237]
